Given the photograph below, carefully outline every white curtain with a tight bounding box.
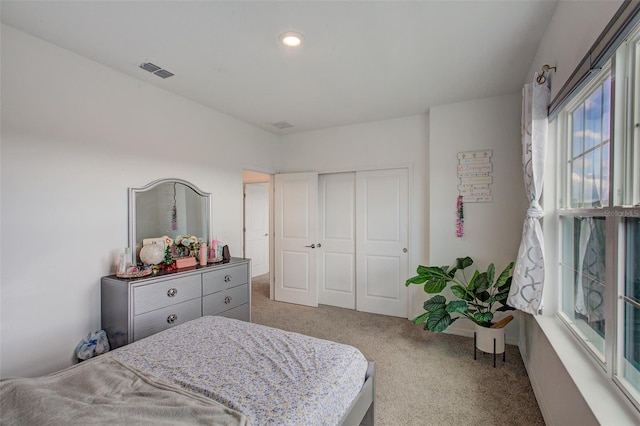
[575,218,606,322]
[507,73,550,315]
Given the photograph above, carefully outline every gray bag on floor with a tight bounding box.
[75,330,110,360]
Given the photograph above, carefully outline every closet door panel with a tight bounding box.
[356,168,409,317]
[318,173,356,309]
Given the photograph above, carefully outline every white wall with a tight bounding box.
[525,0,623,95]
[520,1,640,425]
[0,24,279,378]
[277,93,526,341]
[429,93,527,343]
[278,114,430,311]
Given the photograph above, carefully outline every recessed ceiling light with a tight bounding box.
[280,32,303,48]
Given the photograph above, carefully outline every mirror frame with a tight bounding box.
[128,178,212,259]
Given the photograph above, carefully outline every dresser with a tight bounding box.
[101,258,251,349]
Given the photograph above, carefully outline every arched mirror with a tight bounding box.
[129,178,212,263]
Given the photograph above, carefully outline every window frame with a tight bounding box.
[615,213,640,407]
[612,25,640,409]
[555,26,640,411]
[559,63,612,211]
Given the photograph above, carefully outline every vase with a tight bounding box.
[199,242,207,266]
[474,324,505,354]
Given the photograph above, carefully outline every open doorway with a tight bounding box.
[242,170,272,299]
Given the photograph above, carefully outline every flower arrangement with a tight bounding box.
[173,235,203,258]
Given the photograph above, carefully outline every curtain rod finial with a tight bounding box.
[536,65,557,84]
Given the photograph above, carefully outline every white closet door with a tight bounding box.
[356,168,409,317]
[318,173,356,309]
[274,172,319,307]
[244,183,269,277]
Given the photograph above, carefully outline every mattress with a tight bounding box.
[110,316,369,425]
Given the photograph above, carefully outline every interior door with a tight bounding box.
[318,173,356,309]
[274,172,319,307]
[244,183,269,277]
[356,168,409,317]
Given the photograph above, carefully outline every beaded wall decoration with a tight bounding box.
[456,195,464,238]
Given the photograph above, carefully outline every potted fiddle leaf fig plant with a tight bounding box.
[405,256,515,342]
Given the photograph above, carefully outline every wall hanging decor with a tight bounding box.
[457,150,493,203]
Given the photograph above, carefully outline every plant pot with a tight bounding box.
[474,324,505,354]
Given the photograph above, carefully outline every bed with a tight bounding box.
[1,316,375,426]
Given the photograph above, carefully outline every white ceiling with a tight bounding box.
[0,1,558,134]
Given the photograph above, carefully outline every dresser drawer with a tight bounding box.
[202,264,248,295]
[133,298,201,341]
[203,284,248,316]
[216,303,250,322]
[133,274,201,315]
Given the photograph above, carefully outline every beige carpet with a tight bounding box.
[250,274,545,426]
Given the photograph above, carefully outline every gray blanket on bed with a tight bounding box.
[0,355,252,425]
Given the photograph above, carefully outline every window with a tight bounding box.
[559,67,611,362]
[621,218,640,395]
[560,215,607,358]
[557,25,640,409]
[569,75,611,208]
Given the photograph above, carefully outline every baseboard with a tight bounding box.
[518,341,551,425]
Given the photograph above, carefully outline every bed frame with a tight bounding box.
[339,361,375,426]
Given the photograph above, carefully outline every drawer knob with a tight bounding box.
[224,275,232,283]
[167,288,178,297]
[167,314,178,324]
[224,296,232,304]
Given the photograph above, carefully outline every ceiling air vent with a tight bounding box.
[140,62,161,73]
[139,62,174,79]
[271,121,295,130]
[153,69,174,79]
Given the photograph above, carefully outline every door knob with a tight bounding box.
[403,248,408,253]
[305,244,316,249]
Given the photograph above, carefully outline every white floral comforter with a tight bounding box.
[111,316,369,426]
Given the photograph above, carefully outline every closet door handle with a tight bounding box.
[305,244,316,249]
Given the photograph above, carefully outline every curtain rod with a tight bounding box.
[548,0,640,119]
